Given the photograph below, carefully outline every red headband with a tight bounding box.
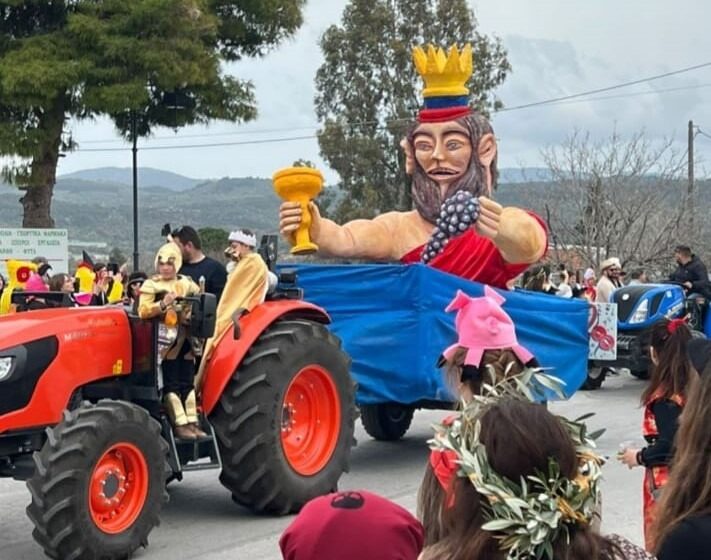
[667,318,688,335]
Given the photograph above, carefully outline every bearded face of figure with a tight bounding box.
[412,122,472,193]
[407,113,498,224]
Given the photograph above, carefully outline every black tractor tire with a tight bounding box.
[360,403,415,441]
[210,319,355,515]
[26,400,169,560]
[580,366,607,391]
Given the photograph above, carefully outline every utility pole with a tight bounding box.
[688,119,695,231]
[132,111,139,272]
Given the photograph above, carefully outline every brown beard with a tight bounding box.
[407,113,497,225]
[410,163,488,224]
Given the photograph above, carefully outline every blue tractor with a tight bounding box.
[591,282,710,382]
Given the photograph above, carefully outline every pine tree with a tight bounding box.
[0,0,305,227]
[314,0,510,222]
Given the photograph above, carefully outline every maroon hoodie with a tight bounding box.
[279,490,424,560]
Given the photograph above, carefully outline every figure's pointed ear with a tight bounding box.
[484,285,505,305]
[478,133,497,168]
[445,289,472,312]
[400,137,414,176]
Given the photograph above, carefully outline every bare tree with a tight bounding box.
[540,128,695,273]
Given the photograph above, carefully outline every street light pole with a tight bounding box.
[131,111,139,271]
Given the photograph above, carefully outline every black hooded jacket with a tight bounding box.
[670,255,711,296]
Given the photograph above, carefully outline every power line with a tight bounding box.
[75,134,316,153]
[70,61,711,153]
[76,81,711,147]
[497,61,711,112]
[511,82,711,108]
[77,124,320,144]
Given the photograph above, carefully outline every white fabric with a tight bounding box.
[600,257,621,272]
[228,230,257,247]
[596,275,619,303]
[556,284,573,298]
[267,271,278,294]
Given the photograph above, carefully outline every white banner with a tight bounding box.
[0,228,69,277]
[588,302,618,361]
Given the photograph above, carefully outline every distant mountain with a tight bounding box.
[498,167,553,183]
[59,167,203,191]
[5,168,703,271]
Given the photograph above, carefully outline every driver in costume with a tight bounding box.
[138,243,206,440]
[279,45,547,288]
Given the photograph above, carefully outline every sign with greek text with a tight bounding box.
[589,302,617,360]
[0,228,69,277]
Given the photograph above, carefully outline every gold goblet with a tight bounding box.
[272,166,324,254]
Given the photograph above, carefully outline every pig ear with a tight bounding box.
[484,285,506,306]
[445,290,472,312]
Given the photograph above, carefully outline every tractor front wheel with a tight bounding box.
[26,400,169,560]
[580,366,607,391]
[360,403,415,441]
[210,319,355,515]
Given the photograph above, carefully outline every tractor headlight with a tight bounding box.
[0,356,14,381]
[629,300,649,324]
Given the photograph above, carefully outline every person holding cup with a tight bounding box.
[617,317,694,551]
[652,338,711,558]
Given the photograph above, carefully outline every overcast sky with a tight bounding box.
[56,0,711,182]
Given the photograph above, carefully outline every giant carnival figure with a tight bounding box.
[279,44,547,288]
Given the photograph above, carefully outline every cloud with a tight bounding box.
[55,0,711,180]
[492,34,711,171]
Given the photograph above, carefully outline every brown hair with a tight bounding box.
[420,400,619,560]
[419,348,527,544]
[524,267,548,292]
[640,318,693,405]
[443,347,526,399]
[653,363,711,551]
[48,273,70,292]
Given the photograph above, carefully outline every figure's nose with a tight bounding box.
[432,141,446,161]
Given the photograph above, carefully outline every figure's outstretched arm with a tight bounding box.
[280,200,398,260]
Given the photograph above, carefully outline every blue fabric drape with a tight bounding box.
[284,263,589,405]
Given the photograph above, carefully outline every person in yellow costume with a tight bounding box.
[0,260,37,314]
[138,243,206,440]
[195,229,269,389]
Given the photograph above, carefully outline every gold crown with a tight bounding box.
[412,44,473,98]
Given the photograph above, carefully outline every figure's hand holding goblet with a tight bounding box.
[279,201,322,246]
[273,167,324,254]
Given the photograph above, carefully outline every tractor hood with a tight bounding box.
[0,307,130,351]
[0,306,133,431]
[612,283,685,329]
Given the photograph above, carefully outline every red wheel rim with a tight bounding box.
[281,365,342,476]
[88,443,149,534]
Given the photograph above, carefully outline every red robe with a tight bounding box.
[400,214,547,288]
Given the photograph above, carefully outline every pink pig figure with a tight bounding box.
[442,286,534,367]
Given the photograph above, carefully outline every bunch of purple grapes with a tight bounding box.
[421,191,480,263]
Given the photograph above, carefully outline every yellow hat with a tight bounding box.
[155,242,182,272]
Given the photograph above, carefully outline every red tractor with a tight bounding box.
[0,276,355,560]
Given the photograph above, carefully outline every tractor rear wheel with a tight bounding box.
[210,319,355,515]
[26,400,168,560]
[360,403,415,441]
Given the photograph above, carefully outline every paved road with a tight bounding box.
[1,372,647,560]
